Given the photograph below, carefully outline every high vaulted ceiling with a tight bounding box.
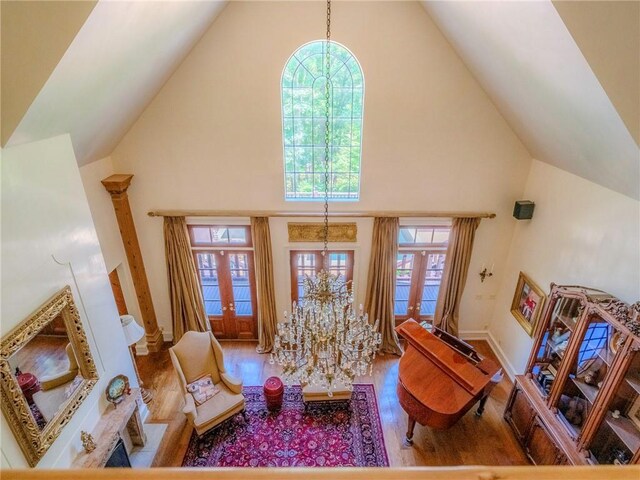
[2,1,638,199]
[421,0,639,199]
[2,0,227,163]
[1,0,97,146]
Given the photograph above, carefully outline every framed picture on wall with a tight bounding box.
[510,271,546,337]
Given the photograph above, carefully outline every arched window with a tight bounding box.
[281,41,364,201]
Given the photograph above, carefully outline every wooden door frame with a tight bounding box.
[226,251,258,340]
[192,250,228,338]
[290,250,354,305]
[215,252,239,339]
[394,251,424,325]
[413,249,446,322]
[192,250,258,340]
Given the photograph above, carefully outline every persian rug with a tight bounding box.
[182,384,389,467]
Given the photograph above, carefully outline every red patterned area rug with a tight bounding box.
[182,384,389,467]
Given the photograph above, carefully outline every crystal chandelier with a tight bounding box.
[270,0,382,396]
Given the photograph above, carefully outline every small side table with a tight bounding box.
[17,372,40,405]
[264,376,284,412]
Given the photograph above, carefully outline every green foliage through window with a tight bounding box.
[282,41,364,201]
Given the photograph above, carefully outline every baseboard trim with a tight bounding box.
[162,331,173,343]
[485,331,518,381]
[460,329,517,382]
[135,341,149,356]
[139,402,150,423]
[459,329,488,341]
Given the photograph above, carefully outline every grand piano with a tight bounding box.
[395,319,502,445]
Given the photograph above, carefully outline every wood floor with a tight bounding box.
[137,340,529,467]
[11,335,69,379]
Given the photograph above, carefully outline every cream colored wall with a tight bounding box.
[109,1,532,341]
[79,157,147,353]
[489,160,640,378]
[1,136,137,468]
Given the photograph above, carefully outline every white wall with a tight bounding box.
[79,156,147,352]
[489,160,640,377]
[109,1,532,339]
[1,135,137,468]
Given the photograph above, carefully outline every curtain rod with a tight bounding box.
[147,210,496,219]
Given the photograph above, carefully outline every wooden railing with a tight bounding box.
[2,466,640,480]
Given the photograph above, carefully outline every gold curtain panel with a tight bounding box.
[288,223,357,243]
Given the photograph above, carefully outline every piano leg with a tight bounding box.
[404,417,416,446]
[475,394,489,417]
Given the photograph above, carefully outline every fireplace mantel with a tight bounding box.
[72,388,146,468]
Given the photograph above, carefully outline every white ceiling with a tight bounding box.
[6,0,228,165]
[422,1,639,200]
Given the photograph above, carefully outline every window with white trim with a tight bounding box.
[281,40,364,201]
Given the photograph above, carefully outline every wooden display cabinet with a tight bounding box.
[504,284,640,465]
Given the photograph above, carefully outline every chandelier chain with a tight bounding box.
[270,0,381,398]
[322,0,331,262]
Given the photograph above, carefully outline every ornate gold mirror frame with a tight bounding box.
[0,286,98,466]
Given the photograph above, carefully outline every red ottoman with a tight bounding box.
[17,372,40,405]
[264,376,284,412]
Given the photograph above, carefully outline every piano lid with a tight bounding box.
[396,319,499,397]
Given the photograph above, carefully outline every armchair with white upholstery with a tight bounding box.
[169,331,246,436]
[32,343,80,421]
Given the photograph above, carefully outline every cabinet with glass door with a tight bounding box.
[504,284,640,466]
[582,341,640,465]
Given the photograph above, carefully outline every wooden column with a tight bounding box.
[102,174,163,352]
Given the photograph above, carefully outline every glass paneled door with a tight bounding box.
[394,250,446,325]
[194,251,257,339]
[290,250,354,304]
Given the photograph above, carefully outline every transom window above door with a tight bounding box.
[290,250,354,304]
[189,225,252,247]
[398,226,450,246]
[281,40,364,201]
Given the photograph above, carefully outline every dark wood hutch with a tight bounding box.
[504,284,640,465]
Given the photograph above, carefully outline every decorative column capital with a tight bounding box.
[102,174,134,195]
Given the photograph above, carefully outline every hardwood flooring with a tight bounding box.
[137,340,529,467]
[11,335,69,379]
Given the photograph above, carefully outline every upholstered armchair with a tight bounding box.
[40,343,79,390]
[169,331,246,436]
[33,343,80,421]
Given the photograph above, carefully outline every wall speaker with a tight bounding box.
[513,200,535,220]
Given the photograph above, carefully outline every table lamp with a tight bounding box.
[120,315,153,403]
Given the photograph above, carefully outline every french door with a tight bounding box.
[394,250,446,325]
[290,250,354,304]
[193,250,257,339]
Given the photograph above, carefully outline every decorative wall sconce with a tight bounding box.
[479,264,494,282]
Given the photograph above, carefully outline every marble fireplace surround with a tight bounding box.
[72,388,146,468]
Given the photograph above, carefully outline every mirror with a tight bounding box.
[1,286,98,466]
[8,315,82,430]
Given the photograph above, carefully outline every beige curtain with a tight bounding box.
[163,216,210,342]
[365,217,403,355]
[251,217,278,353]
[434,217,481,336]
